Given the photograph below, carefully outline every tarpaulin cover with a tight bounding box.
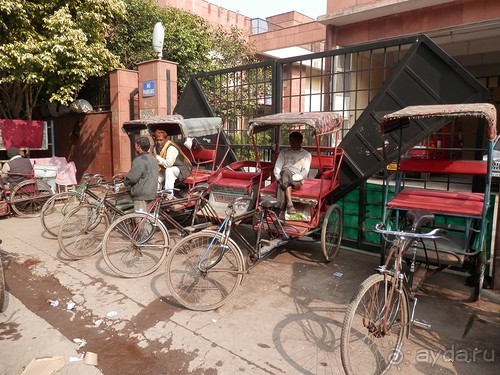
[0,119,45,149]
[247,111,343,136]
[380,103,497,140]
[122,116,223,137]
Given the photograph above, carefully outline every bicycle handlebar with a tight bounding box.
[374,222,447,239]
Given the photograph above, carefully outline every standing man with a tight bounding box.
[1,147,33,189]
[153,129,191,199]
[274,132,311,214]
[124,137,158,212]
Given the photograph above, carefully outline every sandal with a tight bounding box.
[286,205,296,214]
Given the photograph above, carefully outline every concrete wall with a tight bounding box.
[250,21,326,52]
[325,0,500,46]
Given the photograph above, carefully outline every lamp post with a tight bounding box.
[152,22,164,59]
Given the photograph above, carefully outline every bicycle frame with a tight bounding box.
[374,223,446,333]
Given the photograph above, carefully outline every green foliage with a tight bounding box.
[0,0,125,119]
[0,0,257,119]
[107,0,167,68]
[107,0,257,92]
[209,26,257,69]
[198,65,273,129]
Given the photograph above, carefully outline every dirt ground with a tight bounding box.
[1,216,499,375]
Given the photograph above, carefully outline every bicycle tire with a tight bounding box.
[340,273,409,375]
[102,213,170,278]
[58,204,109,259]
[321,204,343,262]
[10,179,53,217]
[41,191,85,237]
[0,256,5,312]
[472,238,486,301]
[165,230,245,311]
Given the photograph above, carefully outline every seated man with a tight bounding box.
[153,130,192,199]
[274,131,311,214]
[1,147,33,189]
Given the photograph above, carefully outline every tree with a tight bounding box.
[209,25,257,69]
[107,0,257,92]
[0,0,126,119]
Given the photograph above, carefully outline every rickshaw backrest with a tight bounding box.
[398,159,487,175]
[310,155,335,170]
[308,150,344,180]
[191,148,216,165]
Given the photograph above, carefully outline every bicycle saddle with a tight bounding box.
[259,195,278,208]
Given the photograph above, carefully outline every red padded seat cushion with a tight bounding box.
[261,178,336,200]
[387,188,484,217]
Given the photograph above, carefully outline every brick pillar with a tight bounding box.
[137,59,178,118]
[109,68,138,175]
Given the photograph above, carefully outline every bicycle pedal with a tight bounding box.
[413,319,431,330]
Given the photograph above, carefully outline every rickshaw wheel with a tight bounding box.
[41,191,85,237]
[472,240,486,301]
[321,204,342,262]
[58,204,108,259]
[165,230,245,311]
[10,179,53,217]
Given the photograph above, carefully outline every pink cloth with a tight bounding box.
[0,119,44,149]
[30,157,78,186]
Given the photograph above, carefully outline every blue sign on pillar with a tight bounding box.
[142,81,156,97]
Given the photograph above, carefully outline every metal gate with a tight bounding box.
[174,34,490,251]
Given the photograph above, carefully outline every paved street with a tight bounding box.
[0,215,499,375]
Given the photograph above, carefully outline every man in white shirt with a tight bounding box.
[274,132,311,214]
[153,130,191,199]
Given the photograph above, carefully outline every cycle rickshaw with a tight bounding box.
[340,103,496,375]
[0,170,54,218]
[165,111,345,310]
[96,115,230,277]
[379,103,496,300]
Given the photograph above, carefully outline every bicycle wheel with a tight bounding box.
[472,239,486,301]
[102,213,170,278]
[58,204,109,259]
[10,179,53,217]
[321,204,343,262]
[41,191,84,237]
[341,273,409,375]
[165,230,245,311]
[0,256,5,312]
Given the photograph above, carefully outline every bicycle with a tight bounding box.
[40,173,105,236]
[164,195,248,310]
[57,180,133,259]
[340,209,447,375]
[166,193,320,310]
[101,184,218,278]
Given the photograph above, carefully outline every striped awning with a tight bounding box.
[248,111,343,136]
[380,103,497,140]
[122,115,223,137]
